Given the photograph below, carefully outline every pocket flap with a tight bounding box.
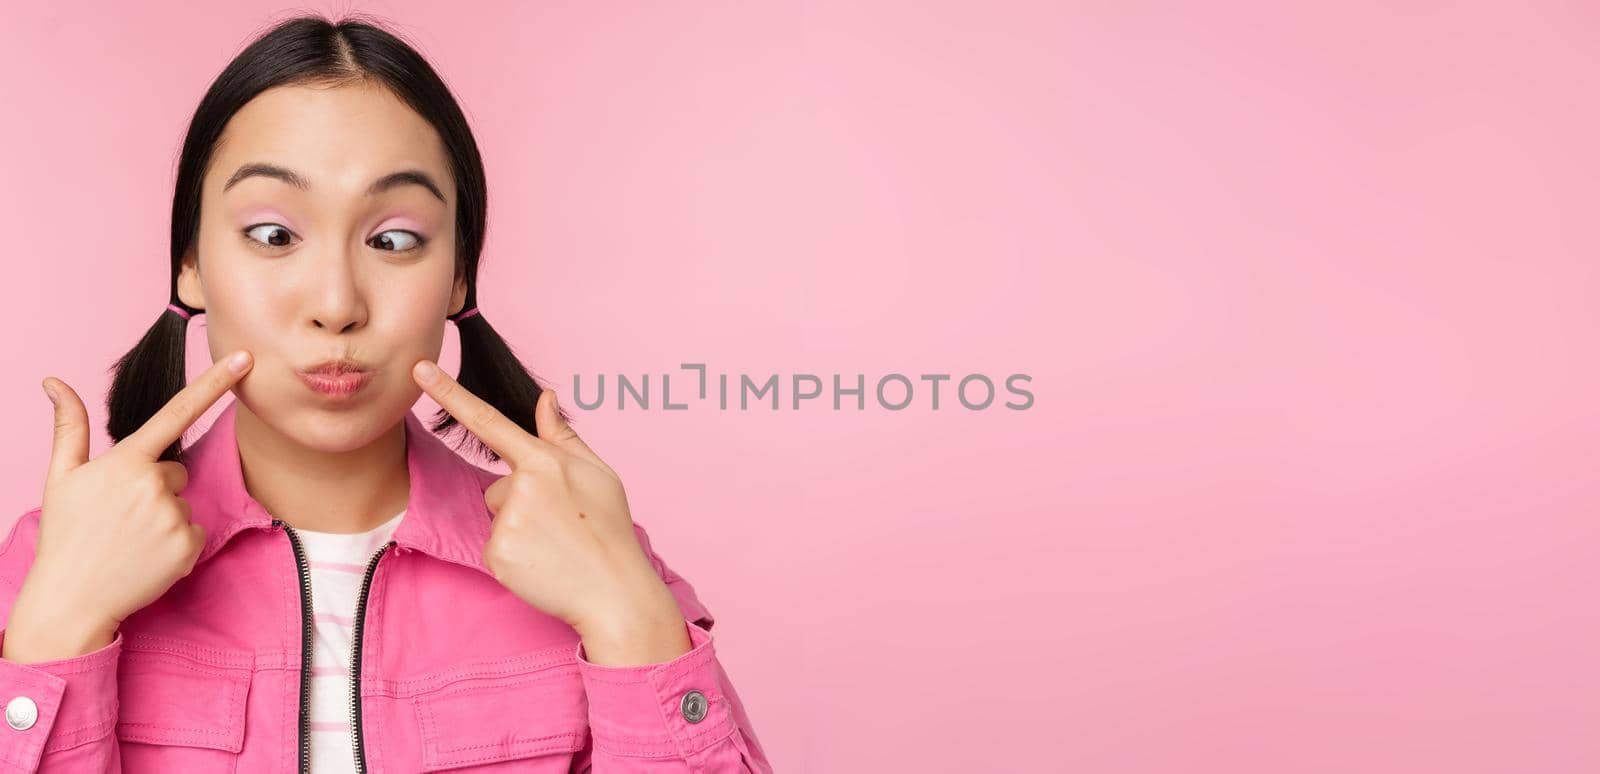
[411,656,589,771]
[115,636,253,753]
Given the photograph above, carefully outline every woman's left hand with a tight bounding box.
[411,360,691,665]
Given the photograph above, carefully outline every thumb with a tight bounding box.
[43,377,90,485]
[534,387,598,463]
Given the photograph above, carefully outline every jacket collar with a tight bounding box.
[183,400,494,577]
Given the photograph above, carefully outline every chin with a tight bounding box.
[290,415,390,453]
[239,388,402,453]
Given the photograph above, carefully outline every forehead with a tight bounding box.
[209,81,452,202]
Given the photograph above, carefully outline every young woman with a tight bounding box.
[0,13,772,773]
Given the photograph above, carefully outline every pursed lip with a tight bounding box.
[299,359,372,376]
[297,359,376,398]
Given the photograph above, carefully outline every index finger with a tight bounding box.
[122,350,253,459]
[413,359,550,467]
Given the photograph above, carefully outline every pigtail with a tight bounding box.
[432,310,571,465]
[105,303,193,463]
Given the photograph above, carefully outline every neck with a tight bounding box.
[232,402,410,534]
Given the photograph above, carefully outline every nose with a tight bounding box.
[306,245,369,334]
[314,313,363,333]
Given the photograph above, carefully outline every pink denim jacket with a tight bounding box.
[0,401,772,773]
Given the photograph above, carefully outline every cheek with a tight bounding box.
[206,272,283,326]
[377,281,451,349]
[395,302,449,353]
[195,276,292,368]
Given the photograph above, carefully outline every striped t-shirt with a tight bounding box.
[294,509,406,773]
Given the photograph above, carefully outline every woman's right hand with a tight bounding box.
[2,350,253,662]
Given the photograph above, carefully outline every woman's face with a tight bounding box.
[177,80,467,452]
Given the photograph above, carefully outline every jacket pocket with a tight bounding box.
[410,652,589,772]
[115,635,254,753]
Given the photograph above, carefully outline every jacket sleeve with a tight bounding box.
[0,508,123,773]
[572,522,773,773]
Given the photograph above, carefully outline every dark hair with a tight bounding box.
[106,12,563,464]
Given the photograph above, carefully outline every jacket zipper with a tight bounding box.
[350,541,393,774]
[277,518,395,774]
[274,519,315,774]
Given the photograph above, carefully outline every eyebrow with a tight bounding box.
[221,162,447,203]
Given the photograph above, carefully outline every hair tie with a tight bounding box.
[451,306,480,323]
[167,303,193,321]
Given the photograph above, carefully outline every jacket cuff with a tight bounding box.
[575,619,736,760]
[0,628,122,771]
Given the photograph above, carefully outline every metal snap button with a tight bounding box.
[5,696,37,731]
[679,689,708,723]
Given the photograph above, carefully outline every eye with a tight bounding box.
[242,223,297,249]
[369,229,426,253]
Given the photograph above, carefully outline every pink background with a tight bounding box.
[3,2,1598,771]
